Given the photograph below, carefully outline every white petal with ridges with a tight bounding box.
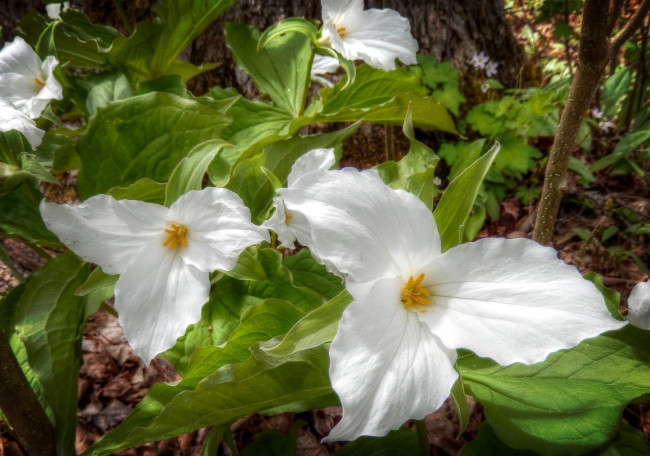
[287,148,335,187]
[0,99,44,148]
[628,281,650,330]
[168,188,269,272]
[40,195,168,275]
[115,249,209,364]
[418,237,627,365]
[282,168,441,282]
[325,277,458,442]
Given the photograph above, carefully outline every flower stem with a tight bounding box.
[415,419,431,456]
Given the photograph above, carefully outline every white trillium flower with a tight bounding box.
[311,54,340,87]
[40,188,269,364]
[270,152,627,441]
[0,99,45,149]
[320,0,418,72]
[46,2,70,20]
[0,37,63,119]
[263,148,335,250]
[627,280,650,330]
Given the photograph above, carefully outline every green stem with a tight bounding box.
[415,419,430,456]
[113,0,133,35]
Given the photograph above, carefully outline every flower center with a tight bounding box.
[333,24,347,38]
[284,212,293,225]
[163,223,188,250]
[34,78,45,88]
[401,273,432,312]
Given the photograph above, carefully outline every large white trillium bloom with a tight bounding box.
[40,188,269,364]
[0,37,63,118]
[627,280,650,330]
[273,159,627,441]
[263,148,335,249]
[320,0,418,71]
[0,99,45,148]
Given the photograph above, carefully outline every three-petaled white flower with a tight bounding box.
[320,0,418,72]
[0,37,63,119]
[310,54,340,87]
[627,280,650,330]
[40,188,269,364]
[268,149,627,441]
[0,99,45,149]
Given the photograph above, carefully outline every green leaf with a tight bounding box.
[82,345,336,456]
[199,425,229,456]
[458,325,650,455]
[438,140,485,181]
[68,70,132,117]
[164,139,231,206]
[602,422,650,456]
[107,178,166,204]
[109,0,237,80]
[458,421,537,456]
[332,428,419,455]
[375,106,440,209]
[450,375,470,439]
[0,185,61,247]
[241,429,297,456]
[282,249,344,300]
[583,272,624,321]
[265,290,352,357]
[226,153,275,224]
[0,131,58,194]
[14,253,90,456]
[76,92,231,198]
[163,247,324,373]
[434,142,500,251]
[569,156,596,183]
[74,266,118,297]
[258,17,319,50]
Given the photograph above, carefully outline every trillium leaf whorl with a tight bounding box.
[40,188,269,364]
[271,154,627,441]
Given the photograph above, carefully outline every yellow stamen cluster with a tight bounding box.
[284,212,293,225]
[34,78,45,88]
[335,25,347,38]
[401,273,432,311]
[163,224,188,250]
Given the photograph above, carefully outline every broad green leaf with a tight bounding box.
[434,142,500,251]
[332,429,419,455]
[458,325,650,455]
[164,139,231,206]
[76,92,230,198]
[163,247,324,373]
[265,290,352,357]
[74,267,117,297]
[0,131,58,194]
[438,140,485,181]
[109,0,236,80]
[107,178,166,204]
[222,248,268,282]
[0,185,61,247]
[569,156,596,183]
[68,70,132,117]
[602,423,650,456]
[226,153,274,224]
[493,134,540,176]
[205,89,293,187]
[225,23,313,117]
[200,425,229,456]
[458,421,536,456]
[258,17,319,50]
[14,253,90,456]
[282,249,344,300]
[375,106,440,209]
[40,133,79,174]
[81,345,336,456]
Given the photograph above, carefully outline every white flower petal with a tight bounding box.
[115,251,209,364]
[311,54,340,86]
[0,37,62,118]
[322,1,418,71]
[263,198,303,250]
[282,168,441,281]
[287,148,336,187]
[324,277,458,442]
[418,237,627,365]
[168,188,269,272]
[0,99,45,148]
[628,281,650,330]
[40,195,168,275]
[322,0,364,24]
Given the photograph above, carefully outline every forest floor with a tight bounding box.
[0,128,648,455]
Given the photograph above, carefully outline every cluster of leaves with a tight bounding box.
[0,1,649,455]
